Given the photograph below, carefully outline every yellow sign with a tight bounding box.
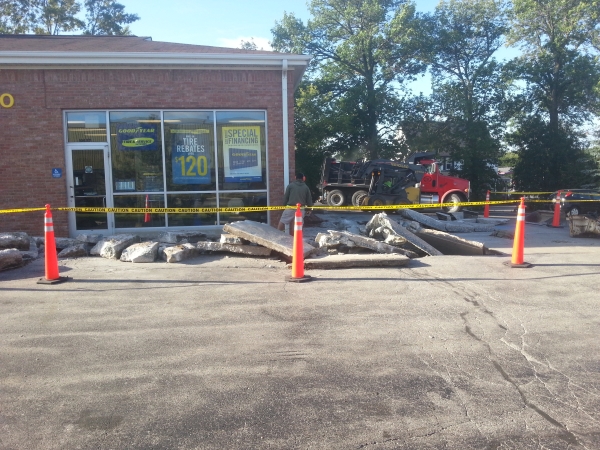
[0,93,14,108]
[121,137,155,147]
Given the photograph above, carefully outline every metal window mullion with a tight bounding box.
[160,110,168,227]
[213,110,219,225]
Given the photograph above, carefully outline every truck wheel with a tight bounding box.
[367,195,386,207]
[443,193,464,213]
[327,189,346,207]
[351,190,368,207]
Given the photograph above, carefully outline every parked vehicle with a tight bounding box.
[318,153,470,212]
[547,189,600,216]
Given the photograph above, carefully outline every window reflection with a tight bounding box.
[67,112,107,142]
[167,194,217,227]
[113,194,166,228]
[110,111,164,193]
[218,192,268,224]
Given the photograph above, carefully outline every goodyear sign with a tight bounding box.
[117,123,158,151]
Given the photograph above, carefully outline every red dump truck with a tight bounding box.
[318,152,471,212]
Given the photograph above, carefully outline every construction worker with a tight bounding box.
[278,172,313,235]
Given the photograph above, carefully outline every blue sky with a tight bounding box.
[120,0,440,49]
[119,0,517,95]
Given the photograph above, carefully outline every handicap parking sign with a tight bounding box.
[52,168,62,178]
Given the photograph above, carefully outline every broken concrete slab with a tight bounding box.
[415,228,502,256]
[0,232,30,251]
[436,212,454,221]
[462,210,479,218]
[567,215,600,237]
[0,248,24,271]
[75,234,103,244]
[445,222,495,233]
[162,243,198,263]
[120,241,159,263]
[366,213,443,256]
[158,231,207,244]
[400,209,495,233]
[326,230,416,257]
[58,244,88,259]
[400,209,448,231]
[19,241,40,261]
[300,253,410,269]
[219,234,245,245]
[475,218,509,225]
[54,237,81,250]
[90,234,139,260]
[197,241,272,257]
[315,232,346,250]
[223,220,316,259]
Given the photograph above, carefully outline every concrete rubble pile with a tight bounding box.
[312,211,503,259]
[1,208,506,272]
[0,232,41,271]
[567,214,600,238]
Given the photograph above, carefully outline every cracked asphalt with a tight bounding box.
[1,210,600,449]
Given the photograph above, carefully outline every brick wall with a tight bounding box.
[0,67,296,236]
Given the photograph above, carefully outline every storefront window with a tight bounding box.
[67,109,270,232]
[166,194,217,227]
[217,111,267,191]
[66,112,107,142]
[110,111,164,193]
[218,192,268,224]
[164,111,216,191]
[113,194,166,228]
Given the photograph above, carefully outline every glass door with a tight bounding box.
[66,145,112,234]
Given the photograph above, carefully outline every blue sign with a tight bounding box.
[117,122,159,151]
[171,130,212,185]
[52,168,62,178]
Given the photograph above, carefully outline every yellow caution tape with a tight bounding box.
[3,198,599,215]
[0,200,521,214]
[0,207,47,214]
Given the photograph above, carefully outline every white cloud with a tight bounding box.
[217,36,272,51]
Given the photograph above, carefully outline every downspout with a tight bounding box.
[282,59,289,190]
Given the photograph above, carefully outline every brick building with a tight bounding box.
[0,35,310,237]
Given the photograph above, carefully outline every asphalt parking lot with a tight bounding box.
[1,208,600,449]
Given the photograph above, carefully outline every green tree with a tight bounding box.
[82,0,139,35]
[31,0,84,35]
[1,0,139,35]
[509,116,592,191]
[508,0,600,130]
[505,0,600,191]
[271,0,425,162]
[414,0,509,197]
[0,0,34,33]
[498,151,518,168]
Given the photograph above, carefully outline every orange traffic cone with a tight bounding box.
[506,197,531,268]
[37,204,69,284]
[286,203,312,283]
[550,190,562,227]
[144,194,151,223]
[483,190,490,218]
